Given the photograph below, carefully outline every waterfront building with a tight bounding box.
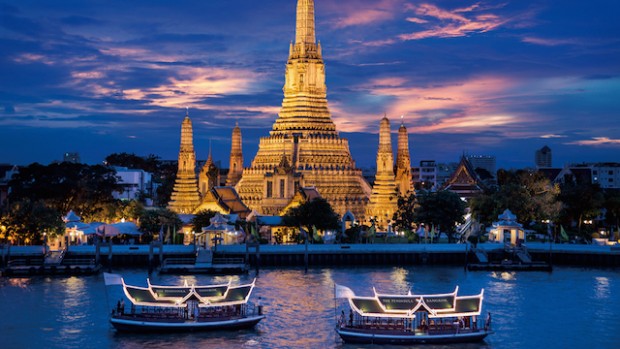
[194,186,251,218]
[234,0,371,219]
[168,112,201,214]
[395,119,413,196]
[535,145,552,167]
[226,123,243,186]
[0,163,18,210]
[366,117,398,229]
[413,160,437,190]
[590,162,620,189]
[112,166,153,203]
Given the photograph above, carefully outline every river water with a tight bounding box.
[1,266,618,349]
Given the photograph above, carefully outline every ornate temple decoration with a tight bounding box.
[442,155,484,200]
[366,117,398,230]
[168,112,201,214]
[395,119,413,196]
[235,0,371,218]
[198,145,219,198]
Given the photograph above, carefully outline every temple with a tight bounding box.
[365,117,398,229]
[234,0,371,218]
[168,112,201,214]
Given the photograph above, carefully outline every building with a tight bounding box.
[0,164,19,210]
[535,146,552,168]
[365,117,398,229]
[168,111,201,214]
[112,166,153,202]
[591,163,620,189]
[63,152,81,163]
[234,0,371,219]
[442,156,484,200]
[394,119,413,196]
[466,155,496,178]
[226,123,243,187]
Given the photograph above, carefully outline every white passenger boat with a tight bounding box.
[104,273,264,332]
[335,284,492,345]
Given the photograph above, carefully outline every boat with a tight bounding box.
[103,273,265,332]
[334,284,492,345]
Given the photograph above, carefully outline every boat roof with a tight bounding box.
[346,286,484,318]
[121,278,256,308]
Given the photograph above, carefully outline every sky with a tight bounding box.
[1,0,619,170]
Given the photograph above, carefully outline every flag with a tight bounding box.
[312,225,320,242]
[251,224,260,239]
[159,225,164,242]
[430,225,436,242]
[335,284,355,299]
[103,272,123,286]
[560,225,569,242]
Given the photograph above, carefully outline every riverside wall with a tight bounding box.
[2,243,620,269]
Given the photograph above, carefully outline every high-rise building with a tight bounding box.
[535,146,552,167]
[366,117,398,229]
[466,155,496,178]
[235,0,371,218]
[168,112,201,214]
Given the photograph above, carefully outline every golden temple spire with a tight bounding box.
[296,0,316,45]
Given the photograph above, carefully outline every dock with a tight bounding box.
[159,248,248,274]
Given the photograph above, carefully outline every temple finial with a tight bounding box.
[295,0,316,44]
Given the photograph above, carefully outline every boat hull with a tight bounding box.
[110,315,265,332]
[336,328,490,345]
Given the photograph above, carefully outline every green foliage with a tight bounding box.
[392,193,417,234]
[191,210,218,233]
[282,198,340,239]
[1,199,64,245]
[559,181,604,235]
[470,170,561,227]
[8,162,121,218]
[413,190,466,242]
[138,208,182,237]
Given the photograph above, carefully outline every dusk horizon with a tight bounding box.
[1,0,619,170]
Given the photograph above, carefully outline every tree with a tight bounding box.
[414,190,466,242]
[559,182,604,236]
[191,210,218,233]
[8,162,121,218]
[603,189,620,229]
[282,198,340,242]
[392,193,417,235]
[469,170,561,228]
[1,199,64,245]
[138,208,182,242]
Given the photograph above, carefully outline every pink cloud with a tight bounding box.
[399,2,508,41]
[522,36,580,46]
[406,17,428,24]
[325,0,401,28]
[567,137,620,146]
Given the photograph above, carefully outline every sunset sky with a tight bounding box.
[1,0,619,170]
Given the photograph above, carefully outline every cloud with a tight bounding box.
[567,137,620,146]
[399,3,507,41]
[540,134,566,139]
[521,36,581,46]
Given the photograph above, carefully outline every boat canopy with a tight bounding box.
[347,287,484,319]
[121,278,256,308]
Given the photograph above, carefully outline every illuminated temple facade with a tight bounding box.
[234,0,371,218]
[168,113,201,214]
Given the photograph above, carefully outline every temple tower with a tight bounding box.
[226,123,243,186]
[395,118,413,196]
[199,144,219,197]
[235,0,371,218]
[366,117,398,230]
[168,111,201,214]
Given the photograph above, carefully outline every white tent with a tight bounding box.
[97,222,142,237]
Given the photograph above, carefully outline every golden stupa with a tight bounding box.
[235,0,371,218]
[168,112,201,214]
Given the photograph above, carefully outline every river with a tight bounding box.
[1,266,618,348]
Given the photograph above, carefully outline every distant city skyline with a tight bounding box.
[1,0,619,169]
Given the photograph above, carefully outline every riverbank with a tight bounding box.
[2,242,620,272]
